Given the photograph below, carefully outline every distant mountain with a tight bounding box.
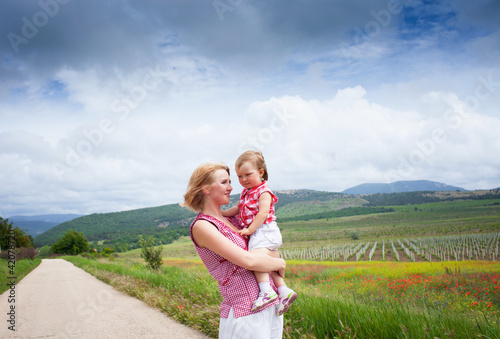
[10,214,83,223]
[9,214,82,237]
[342,180,467,195]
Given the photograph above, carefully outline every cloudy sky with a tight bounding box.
[1,0,499,217]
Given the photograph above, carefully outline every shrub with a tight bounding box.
[349,231,360,240]
[20,247,38,259]
[139,235,163,270]
[0,247,38,260]
[38,245,53,258]
[103,247,115,255]
[51,230,90,255]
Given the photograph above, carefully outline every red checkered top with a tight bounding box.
[238,181,278,227]
[189,213,277,318]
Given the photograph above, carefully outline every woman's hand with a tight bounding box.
[275,258,286,279]
[278,267,285,279]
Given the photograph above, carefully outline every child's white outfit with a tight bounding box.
[248,221,282,251]
[238,181,282,251]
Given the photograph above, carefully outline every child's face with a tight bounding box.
[236,161,264,189]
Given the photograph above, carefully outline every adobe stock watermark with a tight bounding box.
[55,288,113,338]
[340,0,403,58]
[52,63,171,180]
[238,106,295,153]
[386,69,500,182]
[213,0,245,21]
[7,0,71,54]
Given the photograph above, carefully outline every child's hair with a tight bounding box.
[235,150,268,181]
[182,162,230,212]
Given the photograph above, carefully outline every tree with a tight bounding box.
[349,231,360,240]
[138,235,163,270]
[0,217,33,250]
[51,230,90,255]
[38,245,53,258]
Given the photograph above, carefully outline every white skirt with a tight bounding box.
[248,221,283,251]
[219,306,283,339]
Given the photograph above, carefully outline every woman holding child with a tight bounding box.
[183,161,285,338]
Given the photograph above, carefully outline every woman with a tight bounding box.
[183,162,285,339]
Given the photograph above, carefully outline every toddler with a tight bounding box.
[223,150,297,316]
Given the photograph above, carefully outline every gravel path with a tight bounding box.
[1,259,209,338]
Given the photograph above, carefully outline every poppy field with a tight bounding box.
[284,260,500,338]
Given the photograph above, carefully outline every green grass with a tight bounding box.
[288,295,495,338]
[0,258,42,294]
[64,255,500,339]
[113,236,199,260]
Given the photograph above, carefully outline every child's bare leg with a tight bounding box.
[250,248,272,283]
[251,248,285,285]
[254,271,269,283]
[249,248,278,311]
[264,249,285,286]
[266,249,297,315]
[251,248,297,315]
[271,270,284,287]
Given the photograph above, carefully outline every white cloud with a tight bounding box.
[233,87,500,192]
[2,83,500,216]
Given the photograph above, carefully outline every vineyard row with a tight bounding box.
[281,232,500,262]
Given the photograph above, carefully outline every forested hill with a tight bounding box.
[34,190,348,248]
[33,188,500,250]
[34,204,196,249]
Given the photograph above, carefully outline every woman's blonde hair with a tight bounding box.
[235,150,268,181]
[182,162,230,212]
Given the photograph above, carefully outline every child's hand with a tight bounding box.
[238,228,252,237]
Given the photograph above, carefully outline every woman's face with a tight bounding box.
[207,169,233,205]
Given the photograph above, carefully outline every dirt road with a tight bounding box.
[1,259,209,338]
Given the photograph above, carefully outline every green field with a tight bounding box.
[280,199,500,245]
[10,196,499,338]
[276,195,367,218]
